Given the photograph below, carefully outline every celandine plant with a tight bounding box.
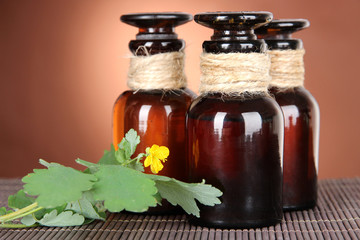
[0,129,222,228]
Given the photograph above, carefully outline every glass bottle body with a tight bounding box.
[187,93,284,228]
[270,86,319,210]
[113,89,194,181]
[117,12,194,213]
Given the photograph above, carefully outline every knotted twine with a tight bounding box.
[268,49,305,88]
[199,52,271,95]
[127,50,187,90]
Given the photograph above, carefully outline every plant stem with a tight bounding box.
[0,203,38,223]
[4,206,43,223]
[130,153,146,164]
[0,223,38,228]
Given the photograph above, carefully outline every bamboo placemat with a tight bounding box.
[0,178,359,240]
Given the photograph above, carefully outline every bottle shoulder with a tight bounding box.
[114,88,194,108]
[187,93,282,121]
[270,87,319,113]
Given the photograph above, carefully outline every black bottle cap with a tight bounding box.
[121,12,192,40]
[195,12,272,33]
[255,19,310,50]
[194,12,273,53]
[255,19,309,36]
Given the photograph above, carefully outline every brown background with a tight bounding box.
[1,0,359,178]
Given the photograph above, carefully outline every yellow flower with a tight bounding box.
[144,145,169,174]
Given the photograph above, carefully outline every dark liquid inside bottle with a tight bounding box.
[187,12,283,228]
[113,13,194,214]
[187,93,283,228]
[256,19,320,210]
[270,87,319,210]
[114,89,193,181]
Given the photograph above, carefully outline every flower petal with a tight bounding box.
[154,146,170,160]
[149,145,160,155]
[144,155,153,167]
[150,158,164,174]
[145,145,169,174]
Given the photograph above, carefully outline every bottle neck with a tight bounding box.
[136,27,178,40]
[204,27,267,54]
[264,39,303,50]
[202,40,267,54]
[211,29,257,41]
[256,32,303,50]
[257,32,292,40]
[129,39,185,56]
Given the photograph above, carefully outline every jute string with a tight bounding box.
[268,49,305,88]
[127,50,187,90]
[199,52,271,94]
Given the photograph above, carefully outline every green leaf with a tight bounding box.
[97,144,127,165]
[8,190,35,210]
[146,175,222,217]
[91,165,157,212]
[124,129,140,154]
[83,218,95,225]
[38,210,84,227]
[119,129,140,158]
[153,192,162,205]
[98,145,120,165]
[31,204,67,221]
[22,164,97,208]
[21,215,37,226]
[127,161,145,172]
[65,193,105,221]
[114,149,127,164]
[119,140,132,159]
[0,207,13,216]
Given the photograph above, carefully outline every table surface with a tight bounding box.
[0,178,359,240]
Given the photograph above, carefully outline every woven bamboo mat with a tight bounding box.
[0,178,359,240]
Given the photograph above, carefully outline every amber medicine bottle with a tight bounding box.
[187,12,284,228]
[113,13,195,212]
[256,19,320,210]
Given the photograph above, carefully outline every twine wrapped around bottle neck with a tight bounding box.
[268,49,305,88]
[127,49,187,90]
[199,52,271,95]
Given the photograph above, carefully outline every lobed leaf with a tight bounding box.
[21,215,37,226]
[34,204,67,221]
[97,144,127,166]
[38,210,84,227]
[124,129,140,156]
[8,190,35,210]
[65,192,105,221]
[22,163,97,208]
[127,160,145,172]
[98,145,121,165]
[146,175,222,217]
[91,165,157,213]
[119,129,140,159]
[0,207,13,216]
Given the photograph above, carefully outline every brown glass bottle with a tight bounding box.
[187,12,283,228]
[256,20,320,211]
[113,13,195,213]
